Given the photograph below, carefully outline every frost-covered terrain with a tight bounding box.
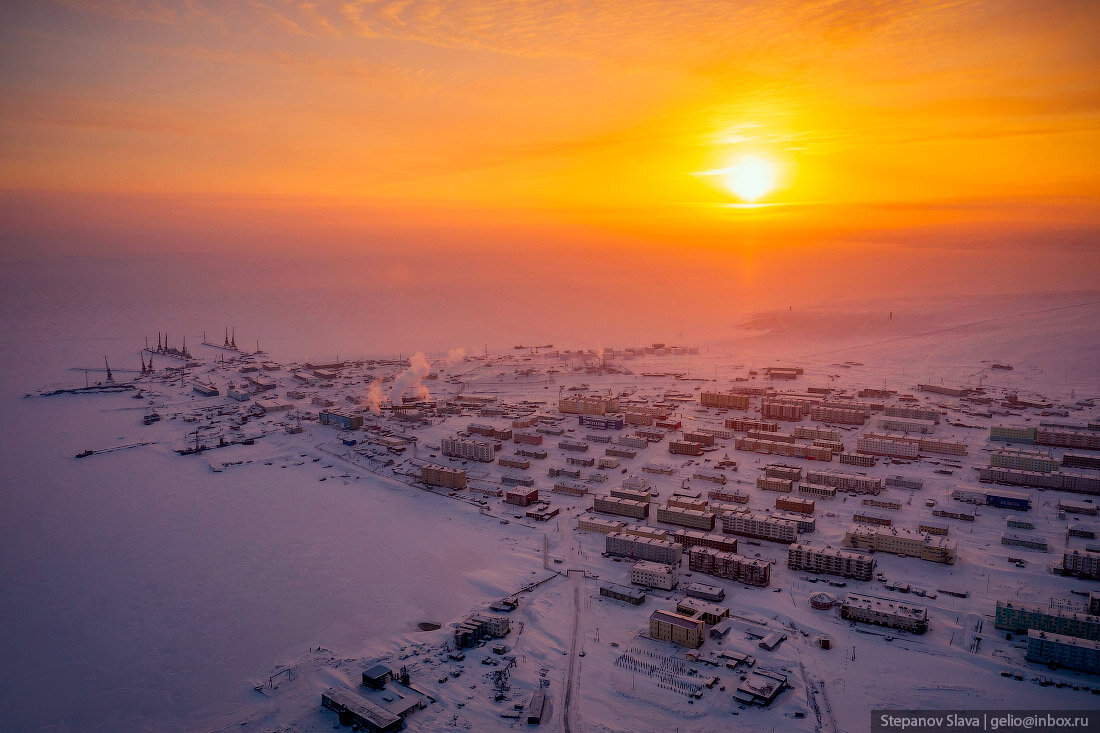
[2,275,1099,732]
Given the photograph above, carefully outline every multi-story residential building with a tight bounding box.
[885,475,924,490]
[672,529,738,553]
[700,392,751,410]
[794,426,843,442]
[719,511,799,544]
[883,406,940,423]
[420,464,467,489]
[577,516,624,535]
[798,482,838,499]
[764,464,803,480]
[995,601,1100,640]
[787,543,874,580]
[441,436,496,462]
[725,417,780,433]
[735,437,833,461]
[669,440,704,456]
[776,496,815,515]
[631,561,678,590]
[654,505,716,531]
[688,547,771,586]
[991,448,1060,473]
[841,593,928,634]
[498,456,530,470]
[990,425,1038,443]
[811,405,866,425]
[761,399,805,422]
[839,452,877,467]
[805,469,882,494]
[648,609,705,648]
[856,433,920,459]
[1037,427,1100,451]
[1063,549,1100,579]
[757,476,794,493]
[593,495,649,519]
[692,469,727,485]
[877,416,936,433]
[675,597,730,625]
[1026,630,1100,673]
[558,395,619,416]
[843,526,957,564]
[605,532,682,564]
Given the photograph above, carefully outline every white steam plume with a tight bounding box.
[389,352,432,403]
[366,378,383,415]
[445,347,466,364]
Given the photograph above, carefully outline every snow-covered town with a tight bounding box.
[23,302,1100,733]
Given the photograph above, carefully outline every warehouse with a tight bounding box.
[321,687,403,733]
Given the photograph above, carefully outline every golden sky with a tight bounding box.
[1,0,1098,256]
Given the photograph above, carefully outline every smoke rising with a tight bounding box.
[389,352,432,403]
[365,378,383,415]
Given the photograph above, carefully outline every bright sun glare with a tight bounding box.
[724,155,777,202]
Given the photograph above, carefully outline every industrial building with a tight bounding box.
[951,486,1032,511]
[1026,630,1100,673]
[841,593,928,634]
[843,526,957,564]
[788,543,874,580]
[441,436,496,462]
[688,547,772,586]
[321,687,403,733]
[995,601,1100,640]
[733,669,789,707]
[319,410,362,430]
[631,560,678,590]
[648,609,706,649]
[719,511,799,544]
[453,613,512,649]
[605,532,682,564]
[420,464,467,489]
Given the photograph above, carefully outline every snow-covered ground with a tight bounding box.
[2,270,1099,731]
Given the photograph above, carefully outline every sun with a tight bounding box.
[723,155,777,202]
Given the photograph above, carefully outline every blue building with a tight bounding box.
[985,489,1031,511]
[578,413,624,430]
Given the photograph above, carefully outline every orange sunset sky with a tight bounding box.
[1,1,1098,274]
